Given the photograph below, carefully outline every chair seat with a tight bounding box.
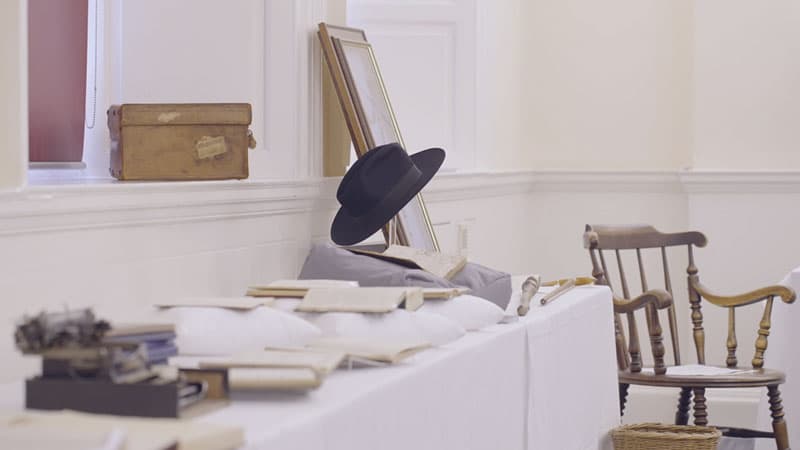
[620,366,785,388]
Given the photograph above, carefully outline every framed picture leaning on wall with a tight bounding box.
[318,23,440,252]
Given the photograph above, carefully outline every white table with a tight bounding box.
[0,286,619,450]
[202,285,619,450]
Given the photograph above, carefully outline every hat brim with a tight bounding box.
[331,147,445,246]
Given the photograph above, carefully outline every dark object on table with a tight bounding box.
[15,308,221,418]
[107,103,256,181]
[330,142,444,246]
[15,308,110,354]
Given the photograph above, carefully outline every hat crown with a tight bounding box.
[337,143,420,217]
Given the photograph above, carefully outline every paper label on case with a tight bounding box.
[196,136,228,159]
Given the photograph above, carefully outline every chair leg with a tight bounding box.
[619,383,630,416]
[692,387,708,426]
[675,387,692,425]
[768,385,790,450]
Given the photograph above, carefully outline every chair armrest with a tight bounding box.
[613,289,673,314]
[691,280,796,308]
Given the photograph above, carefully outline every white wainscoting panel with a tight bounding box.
[348,0,477,170]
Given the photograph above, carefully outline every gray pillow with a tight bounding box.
[298,243,512,309]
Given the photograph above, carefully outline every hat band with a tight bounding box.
[343,165,421,218]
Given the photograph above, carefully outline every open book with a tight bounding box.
[295,287,424,313]
[348,245,467,279]
[246,279,358,298]
[306,336,431,364]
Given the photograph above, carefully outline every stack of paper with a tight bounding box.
[640,364,756,376]
[104,323,178,365]
[296,287,424,313]
[198,349,345,375]
[247,279,359,298]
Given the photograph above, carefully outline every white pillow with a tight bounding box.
[309,309,465,347]
[419,294,505,331]
[157,306,321,356]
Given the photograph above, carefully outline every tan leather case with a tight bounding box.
[107,103,254,180]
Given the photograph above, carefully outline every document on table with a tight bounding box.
[641,364,756,376]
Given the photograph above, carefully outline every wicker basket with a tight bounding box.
[611,423,721,450]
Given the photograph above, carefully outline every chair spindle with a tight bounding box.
[616,249,631,299]
[661,246,681,365]
[627,311,642,372]
[593,248,630,369]
[636,248,648,291]
[753,296,775,369]
[687,245,706,364]
[727,307,738,368]
[636,248,666,374]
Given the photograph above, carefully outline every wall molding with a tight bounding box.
[0,171,535,236]
[530,170,684,193]
[680,170,800,194]
[4,169,800,236]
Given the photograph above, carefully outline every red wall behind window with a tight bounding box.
[28,0,88,162]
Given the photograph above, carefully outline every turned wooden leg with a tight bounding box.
[619,383,630,416]
[675,387,692,425]
[768,385,790,450]
[692,387,708,426]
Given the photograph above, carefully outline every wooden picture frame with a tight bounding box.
[318,23,440,252]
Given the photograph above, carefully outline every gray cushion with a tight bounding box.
[298,243,512,309]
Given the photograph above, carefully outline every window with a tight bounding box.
[27,0,88,164]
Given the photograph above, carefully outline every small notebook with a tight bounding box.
[348,245,467,279]
[247,279,359,298]
[198,349,345,375]
[295,287,423,313]
[307,336,431,364]
[153,296,271,310]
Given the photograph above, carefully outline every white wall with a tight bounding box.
[474,0,525,170]
[694,0,800,170]
[521,0,693,170]
[0,0,27,191]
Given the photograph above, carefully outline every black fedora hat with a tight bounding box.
[331,142,445,246]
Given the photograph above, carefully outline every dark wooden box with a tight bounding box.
[107,103,255,181]
[25,368,229,418]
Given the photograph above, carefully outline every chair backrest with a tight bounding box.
[583,224,707,372]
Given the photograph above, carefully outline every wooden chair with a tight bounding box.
[583,224,797,450]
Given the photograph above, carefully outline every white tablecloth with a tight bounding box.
[0,286,619,450]
[756,266,800,450]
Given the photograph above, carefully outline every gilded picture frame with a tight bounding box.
[318,23,440,251]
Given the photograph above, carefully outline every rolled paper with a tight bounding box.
[517,275,541,316]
